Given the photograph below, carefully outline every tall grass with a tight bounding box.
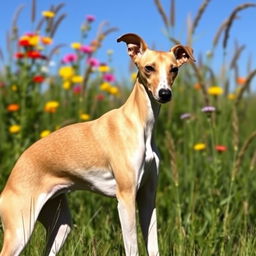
[1,1,256,255]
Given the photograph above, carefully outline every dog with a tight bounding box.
[0,33,194,256]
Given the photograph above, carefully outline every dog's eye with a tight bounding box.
[170,67,178,73]
[145,65,155,72]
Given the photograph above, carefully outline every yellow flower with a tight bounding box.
[71,42,81,50]
[40,130,51,138]
[63,81,71,90]
[11,85,18,91]
[98,65,110,73]
[193,143,206,151]
[29,35,40,46]
[41,36,53,45]
[208,86,223,96]
[80,113,90,121]
[72,75,83,83]
[109,86,119,95]
[59,66,75,80]
[100,82,111,92]
[42,11,55,18]
[228,93,236,100]
[130,72,137,81]
[9,125,21,134]
[44,101,59,113]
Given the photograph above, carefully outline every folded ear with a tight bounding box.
[170,45,195,67]
[117,33,148,63]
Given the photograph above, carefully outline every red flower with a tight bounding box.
[215,145,227,153]
[96,93,105,101]
[73,85,82,95]
[33,75,45,83]
[27,51,42,59]
[19,39,30,47]
[15,52,25,59]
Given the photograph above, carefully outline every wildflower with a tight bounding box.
[109,86,119,95]
[131,72,137,81]
[71,42,81,50]
[228,93,236,100]
[19,37,30,47]
[9,125,21,134]
[33,75,45,83]
[61,53,78,64]
[73,85,82,95]
[41,36,53,45]
[237,77,246,86]
[63,81,71,90]
[193,143,206,151]
[87,57,100,67]
[15,52,25,59]
[98,64,110,73]
[208,86,223,96]
[28,35,40,46]
[215,145,227,153]
[80,113,90,121]
[201,106,216,113]
[40,130,51,138]
[7,104,19,112]
[80,45,93,54]
[100,82,111,92]
[59,66,75,79]
[194,82,201,90]
[42,11,55,18]
[96,93,105,101]
[86,15,95,22]
[72,76,83,83]
[11,85,18,91]
[180,113,192,120]
[103,73,115,83]
[27,51,42,59]
[44,101,59,113]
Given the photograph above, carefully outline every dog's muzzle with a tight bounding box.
[158,88,172,103]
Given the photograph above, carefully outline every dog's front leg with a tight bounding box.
[137,157,159,256]
[117,188,138,256]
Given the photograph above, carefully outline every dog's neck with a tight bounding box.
[122,75,160,135]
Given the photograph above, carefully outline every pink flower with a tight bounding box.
[87,57,99,67]
[86,15,95,22]
[73,85,82,95]
[103,73,116,83]
[80,45,93,54]
[62,53,78,64]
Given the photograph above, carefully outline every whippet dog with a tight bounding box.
[0,33,194,256]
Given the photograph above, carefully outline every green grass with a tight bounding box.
[1,79,256,255]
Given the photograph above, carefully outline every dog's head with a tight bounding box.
[117,33,195,103]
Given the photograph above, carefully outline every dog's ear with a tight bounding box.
[117,33,147,63]
[170,45,195,67]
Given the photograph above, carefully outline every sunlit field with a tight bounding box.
[1,1,256,255]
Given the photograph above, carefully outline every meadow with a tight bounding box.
[1,1,256,255]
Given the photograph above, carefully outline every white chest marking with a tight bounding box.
[133,95,157,191]
[82,170,116,197]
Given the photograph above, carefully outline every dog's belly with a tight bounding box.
[79,169,117,197]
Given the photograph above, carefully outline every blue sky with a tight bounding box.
[0,0,255,85]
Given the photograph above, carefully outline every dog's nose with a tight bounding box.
[158,88,172,102]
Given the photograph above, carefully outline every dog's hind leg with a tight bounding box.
[38,194,72,256]
[0,191,40,256]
